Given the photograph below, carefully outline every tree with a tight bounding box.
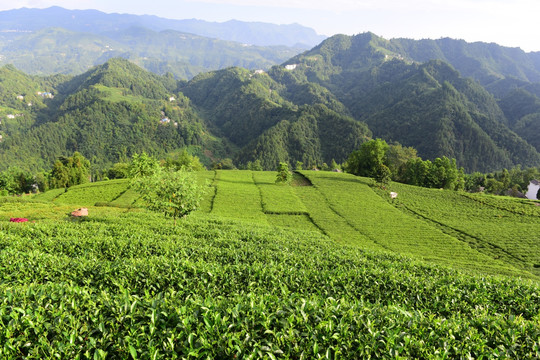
[345,139,389,177]
[247,159,263,171]
[129,152,160,179]
[429,157,459,189]
[131,169,206,225]
[50,152,90,189]
[330,159,339,171]
[68,152,91,186]
[465,172,486,192]
[275,162,292,184]
[295,161,304,171]
[402,158,430,187]
[212,158,236,170]
[0,167,35,194]
[385,143,417,181]
[50,160,69,188]
[374,163,391,186]
[485,178,505,195]
[107,162,130,179]
[165,149,205,171]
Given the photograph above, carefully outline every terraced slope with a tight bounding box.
[298,171,529,278]
[0,197,539,358]
[377,181,540,278]
[29,170,538,279]
[210,170,268,224]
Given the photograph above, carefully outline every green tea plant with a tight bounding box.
[252,171,307,214]
[378,180,540,278]
[53,179,129,206]
[211,170,268,223]
[0,200,539,358]
[275,162,291,184]
[300,171,527,278]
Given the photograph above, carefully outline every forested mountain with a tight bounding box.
[2,31,540,174]
[0,26,300,78]
[0,59,229,171]
[279,33,540,172]
[390,37,540,86]
[0,59,370,172]
[181,67,370,168]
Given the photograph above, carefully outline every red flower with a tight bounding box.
[9,218,28,223]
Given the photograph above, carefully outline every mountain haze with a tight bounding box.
[0,7,325,48]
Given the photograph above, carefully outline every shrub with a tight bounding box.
[130,169,206,225]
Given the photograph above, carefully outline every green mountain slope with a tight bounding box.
[281,34,540,172]
[182,67,371,168]
[392,37,540,85]
[0,26,300,78]
[2,33,540,174]
[0,59,226,171]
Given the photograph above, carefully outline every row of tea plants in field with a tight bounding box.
[299,171,526,278]
[381,181,540,279]
[26,170,539,280]
[0,198,539,358]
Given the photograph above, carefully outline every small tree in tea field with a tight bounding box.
[129,152,160,179]
[275,162,292,184]
[131,169,206,225]
[374,163,392,187]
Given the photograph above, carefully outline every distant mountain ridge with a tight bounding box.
[0,25,300,78]
[0,7,320,78]
[0,6,326,48]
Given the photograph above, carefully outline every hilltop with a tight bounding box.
[277,33,540,171]
[0,59,228,171]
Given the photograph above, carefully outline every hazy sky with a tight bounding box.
[1,0,539,51]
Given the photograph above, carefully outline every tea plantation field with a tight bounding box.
[1,170,539,358]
